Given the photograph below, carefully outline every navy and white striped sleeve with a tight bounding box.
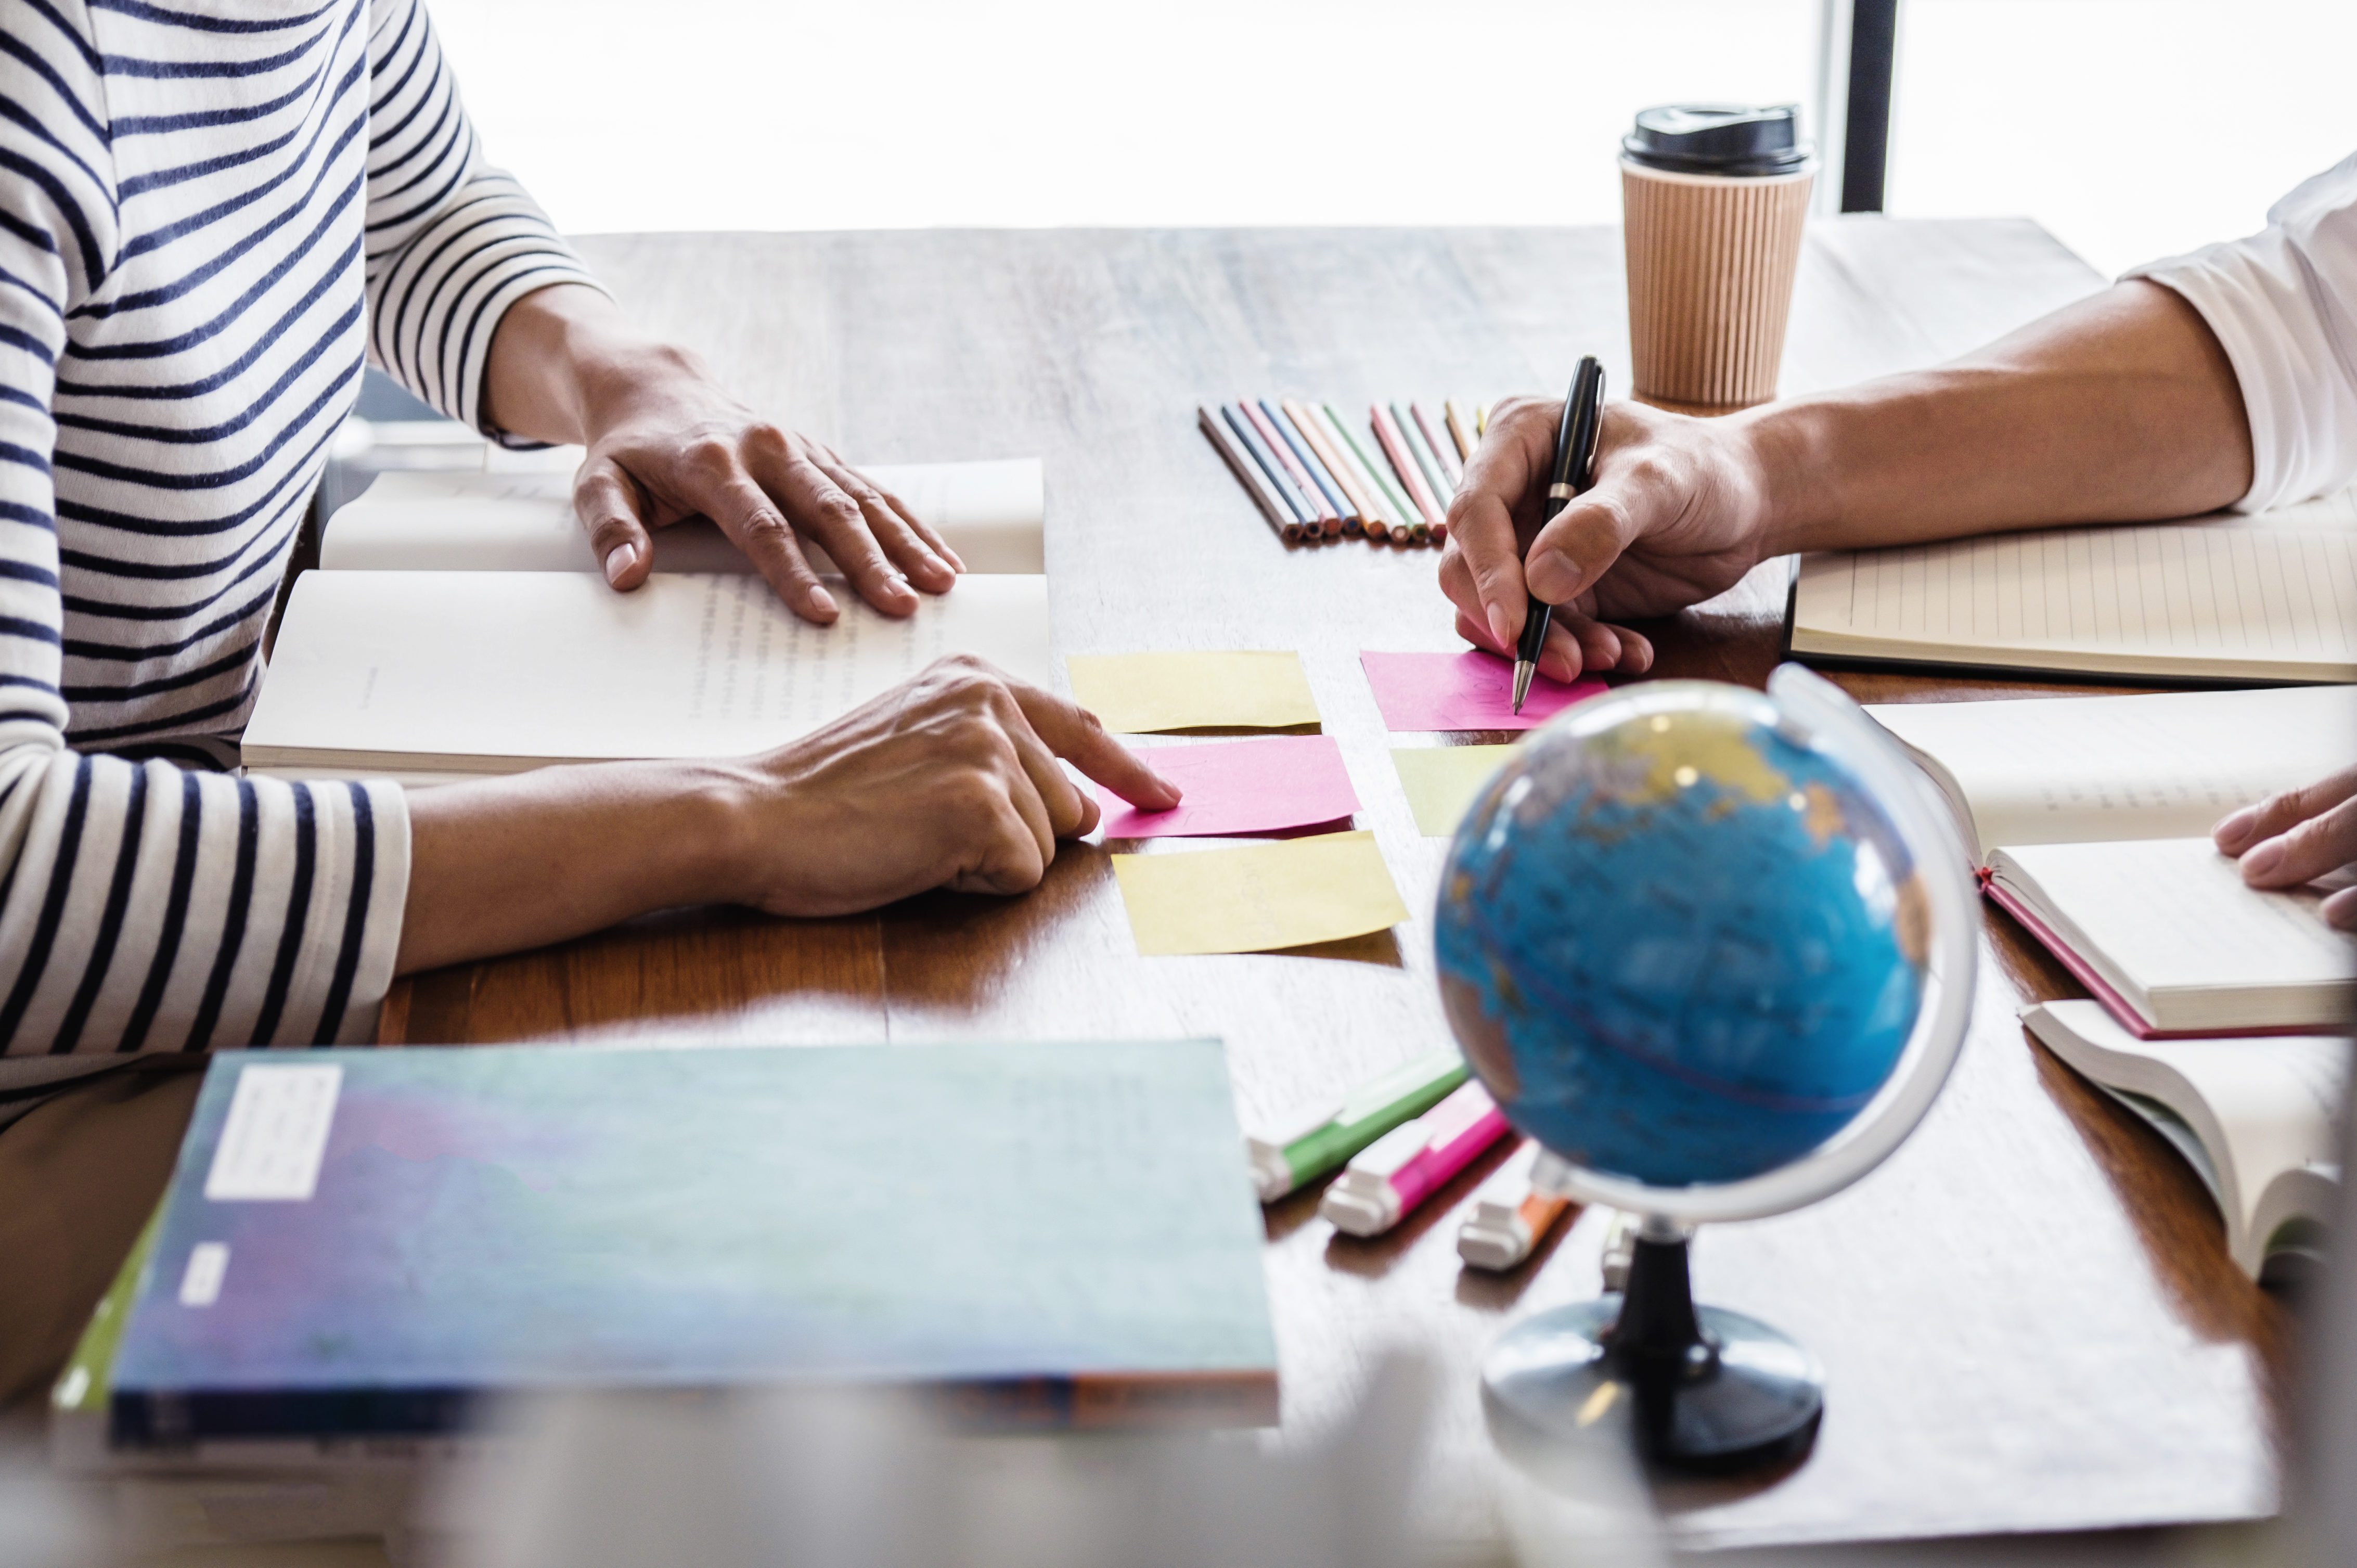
[0,3,408,1058]
[361,0,603,436]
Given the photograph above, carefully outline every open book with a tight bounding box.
[2024,1000,2347,1284]
[1792,488,2357,682]
[248,459,1053,784]
[324,458,1045,575]
[1870,687,2357,1035]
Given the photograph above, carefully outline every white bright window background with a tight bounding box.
[433,0,2354,280]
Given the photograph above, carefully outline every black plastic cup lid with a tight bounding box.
[1622,104,1813,177]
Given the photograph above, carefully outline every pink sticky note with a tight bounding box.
[1359,650,1607,731]
[1099,735,1360,838]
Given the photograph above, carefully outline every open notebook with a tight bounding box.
[1792,487,2357,682]
[248,459,1052,784]
[1870,686,2357,1035]
[2025,1000,2346,1285]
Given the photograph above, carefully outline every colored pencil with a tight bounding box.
[1445,400,1480,464]
[1199,405,1302,543]
[1221,404,1313,529]
[1260,400,1350,536]
[1285,399,1378,539]
[1320,403,1412,539]
[1373,404,1445,530]
[1243,400,1339,535]
[1400,401,1457,499]
[1411,401,1462,487]
[1475,404,1490,436]
[1312,403,1392,542]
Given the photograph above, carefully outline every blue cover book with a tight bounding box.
[109,1040,1275,1444]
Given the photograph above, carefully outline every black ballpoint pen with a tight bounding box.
[1512,356,1607,714]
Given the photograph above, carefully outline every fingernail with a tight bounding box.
[2240,838,2285,879]
[809,585,838,616]
[1485,602,1512,650]
[1525,550,1583,602]
[2213,805,2258,850]
[601,541,637,585]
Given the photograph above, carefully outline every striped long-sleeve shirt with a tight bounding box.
[0,0,597,1098]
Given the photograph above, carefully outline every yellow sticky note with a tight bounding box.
[1392,745,1519,838]
[1111,830,1409,955]
[1066,651,1319,733]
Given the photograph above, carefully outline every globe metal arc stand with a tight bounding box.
[1482,1224,1823,1474]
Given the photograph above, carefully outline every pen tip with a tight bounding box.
[1511,660,1534,715]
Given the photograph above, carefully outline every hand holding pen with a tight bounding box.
[1435,377,1780,689]
[1512,357,1607,712]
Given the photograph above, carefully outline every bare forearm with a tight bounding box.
[1750,280,2254,555]
[480,282,689,449]
[396,762,748,974]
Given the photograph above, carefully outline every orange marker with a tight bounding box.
[1456,1140,1574,1270]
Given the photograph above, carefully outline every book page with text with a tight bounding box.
[1795,492,2357,680]
[1869,686,2356,859]
[246,572,1055,774]
[321,460,1045,575]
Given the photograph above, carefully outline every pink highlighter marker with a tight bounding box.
[1318,1080,1510,1237]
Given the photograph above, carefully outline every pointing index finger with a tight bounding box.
[1006,682,1180,813]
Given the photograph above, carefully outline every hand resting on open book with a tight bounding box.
[482,283,963,625]
[394,658,1180,974]
[2214,766,2357,931]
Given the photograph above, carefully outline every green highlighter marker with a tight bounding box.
[1247,1047,1470,1201]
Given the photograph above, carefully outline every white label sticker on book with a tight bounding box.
[204,1063,343,1202]
[179,1242,229,1307]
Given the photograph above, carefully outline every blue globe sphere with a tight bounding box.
[1434,683,1931,1189]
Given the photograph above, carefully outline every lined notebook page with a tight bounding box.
[1794,491,2357,680]
[1991,838,2356,1030]
[1869,686,2357,859]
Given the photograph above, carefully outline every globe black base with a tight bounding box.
[1482,1236,1823,1474]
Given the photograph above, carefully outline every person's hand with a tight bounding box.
[721,656,1180,917]
[2213,767,2357,931]
[481,284,964,626]
[1436,397,1778,682]
[574,339,963,623]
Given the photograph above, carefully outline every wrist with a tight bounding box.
[657,760,770,909]
[1735,397,1840,557]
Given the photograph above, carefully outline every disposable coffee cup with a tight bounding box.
[1620,105,1815,413]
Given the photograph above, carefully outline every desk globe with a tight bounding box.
[1434,664,1976,1473]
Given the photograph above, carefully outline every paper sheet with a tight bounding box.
[1391,746,1519,837]
[244,572,1054,775]
[323,459,1047,575]
[1066,651,1320,733]
[1359,651,1606,731]
[1111,831,1410,955]
[1099,735,1359,838]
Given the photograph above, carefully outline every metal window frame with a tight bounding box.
[1813,0,1900,215]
